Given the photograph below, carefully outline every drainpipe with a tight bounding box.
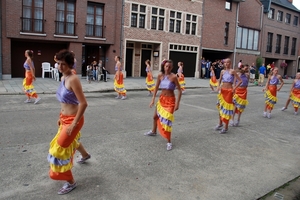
[198,0,205,79]
[233,2,240,69]
[120,0,124,61]
[0,0,3,80]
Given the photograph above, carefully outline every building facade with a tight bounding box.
[260,0,300,76]
[123,0,203,78]
[1,0,122,79]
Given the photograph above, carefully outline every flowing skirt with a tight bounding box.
[290,88,300,110]
[265,85,277,110]
[114,72,127,95]
[23,71,38,98]
[233,87,248,114]
[47,114,84,181]
[156,95,175,141]
[178,75,185,91]
[209,76,218,87]
[217,88,234,123]
[146,72,155,92]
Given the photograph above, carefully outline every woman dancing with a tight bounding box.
[144,59,182,151]
[230,64,249,126]
[145,59,155,96]
[23,50,41,104]
[47,49,91,195]
[114,56,127,100]
[286,72,300,115]
[263,67,284,118]
[209,65,218,92]
[177,62,186,93]
[214,58,242,134]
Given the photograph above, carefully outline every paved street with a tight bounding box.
[0,83,299,200]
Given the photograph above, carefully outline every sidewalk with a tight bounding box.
[0,77,294,95]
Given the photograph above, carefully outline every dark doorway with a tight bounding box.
[125,48,133,77]
[82,45,106,76]
[141,50,151,77]
[11,40,67,77]
[169,51,197,77]
[202,50,232,63]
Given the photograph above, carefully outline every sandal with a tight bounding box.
[219,128,228,134]
[76,154,91,164]
[144,130,157,136]
[58,182,77,195]
[167,143,172,151]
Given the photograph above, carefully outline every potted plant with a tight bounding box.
[280,62,287,68]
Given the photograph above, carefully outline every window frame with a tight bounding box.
[268,8,275,19]
[275,34,282,54]
[185,14,197,35]
[55,0,76,36]
[224,22,229,45]
[293,16,299,26]
[151,7,165,31]
[22,0,44,33]
[266,32,273,53]
[169,10,182,33]
[86,2,104,38]
[277,10,283,22]
[285,13,291,24]
[284,36,289,55]
[130,3,146,29]
[291,37,297,55]
[225,0,232,11]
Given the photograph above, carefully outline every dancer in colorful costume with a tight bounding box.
[114,56,127,100]
[144,59,182,151]
[145,59,155,95]
[214,58,242,134]
[209,65,218,92]
[231,64,249,126]
[287,72,300,115]
[47,49,91,195]
[23,50,41,104]
[177,62,186,93]
[263,67,284,118]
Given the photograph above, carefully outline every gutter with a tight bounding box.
[233,2,240,69]
[120,0,125,60]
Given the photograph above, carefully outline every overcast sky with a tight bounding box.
[293,1,300,10]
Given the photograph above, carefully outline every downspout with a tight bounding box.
[0,0,3,80]
[120,0,124,61]
[233,2,240,69]
[198,0,205,78]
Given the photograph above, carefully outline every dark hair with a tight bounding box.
[160,60,173,74]
[178,62,183,67]
[55,49,74,68]
[26,50,34,59]
[145,59,151,65]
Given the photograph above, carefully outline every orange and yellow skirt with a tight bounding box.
[290,88,300,110]
[233,87,248,114]
[264,85,277,110]
[210,76,218,87]
[23,71,38,98]
[156,95,175,141]
[114,72,127,95]
[178,75,185,91]
[146,72,155,92]
[217,88,234,124]
[47,114,84,181]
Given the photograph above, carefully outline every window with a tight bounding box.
[284,36,289,54]
[268,8,275,19]
[275,34,282,54]
[291,38,297,55]
[285,13,291,24]
[86,2,104,37]
[169,11,182,33]
[224,22,229,45]
[131,4,146,28]
[293,16,299,26]
[185,14,197,35]
[266,32,273,52]
[151,7,165,30]
[277,11,283,22]
[225,0,232,10]
[22,0,44,33]
[56,0,76,35]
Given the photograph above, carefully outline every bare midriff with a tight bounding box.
[60,103,78,116]
[160,89,175,97]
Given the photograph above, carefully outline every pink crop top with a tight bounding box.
[159,75,176,90]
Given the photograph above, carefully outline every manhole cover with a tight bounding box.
[274,192,284,200]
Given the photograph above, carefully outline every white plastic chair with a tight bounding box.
[42,62,53,78]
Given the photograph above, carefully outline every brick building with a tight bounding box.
[260,0,300,76]
[0,0,122,79]
[123,0,203,78]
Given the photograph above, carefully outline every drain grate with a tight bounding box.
[274,192,284,200]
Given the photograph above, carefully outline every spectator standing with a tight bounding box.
[249,63,256,83]
[201,58,207,79]
[206,60,211,78]
[258,63,266,86]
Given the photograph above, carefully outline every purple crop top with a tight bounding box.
[177,68,183,73]
[159,75,176,90]
[238,74,248,87]
[115,64,123,71]
[269,76,279,85]
[24,62,34,70]
[222,70,234,83]
[294,80,300,89]
[56,80,79,105]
